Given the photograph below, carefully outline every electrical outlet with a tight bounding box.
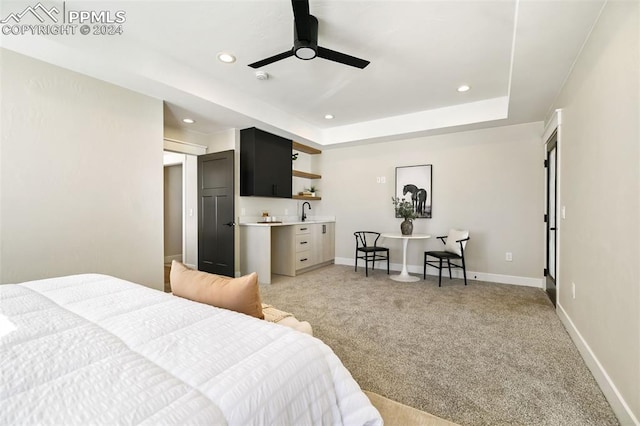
[505,252,513,262]
[380,176,386,183]
[572,282,576,299]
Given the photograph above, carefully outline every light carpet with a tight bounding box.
[259,265,619,426]
[365,390,459,426]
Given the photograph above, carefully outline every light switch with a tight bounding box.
[561,206,566,219]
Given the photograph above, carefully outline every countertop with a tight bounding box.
[239,220,335,227]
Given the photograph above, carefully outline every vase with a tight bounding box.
[400,219,413,235]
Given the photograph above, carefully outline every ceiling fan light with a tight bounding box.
[182,118,195,124]
[295,46,316,60]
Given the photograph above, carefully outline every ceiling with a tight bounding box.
[1,0,606,146]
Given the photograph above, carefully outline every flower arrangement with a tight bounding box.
[392,196,418,220]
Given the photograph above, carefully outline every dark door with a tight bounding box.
[545,131,558,305]
[198,150,234,277]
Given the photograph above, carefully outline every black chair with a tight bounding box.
[354,231,389,277]
[423,230,470,286]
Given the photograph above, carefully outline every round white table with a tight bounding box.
[381,233,431,282]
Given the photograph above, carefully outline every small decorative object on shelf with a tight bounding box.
[392,196,417,235]
[291,142,322,200]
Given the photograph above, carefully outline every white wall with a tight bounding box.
[0,49,164,289]
[550,1,639,423]
[320,122,545,284]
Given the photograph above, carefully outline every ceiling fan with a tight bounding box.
[248,0,370,69]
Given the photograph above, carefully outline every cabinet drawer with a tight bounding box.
[296,251,312,270]
[295,235,312,252]
[295,225,311,235]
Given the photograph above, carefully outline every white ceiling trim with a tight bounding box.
[320,96,510,145]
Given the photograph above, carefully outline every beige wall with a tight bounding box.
[0,49,164,289]
[550,1,639,423]
[318,122,545,284]
[163,165,183,258]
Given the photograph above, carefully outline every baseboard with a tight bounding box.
[557,303,638,426]
[463,271,543,288]
[164,254,182,264]
[334,257,543,288]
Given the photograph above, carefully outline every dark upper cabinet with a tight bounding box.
[240,127,292,198]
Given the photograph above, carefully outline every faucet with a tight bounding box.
[301,202,311,222]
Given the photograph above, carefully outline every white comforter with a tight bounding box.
[0,274,381,425]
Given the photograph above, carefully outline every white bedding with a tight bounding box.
[0,274,382,425]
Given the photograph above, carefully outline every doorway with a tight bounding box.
[163,151,186,291]
[164,163,183,261]
[545,131,558,305]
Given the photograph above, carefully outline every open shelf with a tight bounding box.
[293,195,322,201]
[292,170,321,179]
[292,141,322,200]
[293,141,322,155]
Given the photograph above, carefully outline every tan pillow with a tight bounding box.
[170,261,264,319]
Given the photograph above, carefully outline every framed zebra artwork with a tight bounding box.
[395,165,432,218]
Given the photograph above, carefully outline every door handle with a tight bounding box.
[225,222,235,227]
[549,227,556,231]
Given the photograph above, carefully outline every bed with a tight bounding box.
[0,274,382,425]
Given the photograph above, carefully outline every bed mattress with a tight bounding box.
[0,274,381,425]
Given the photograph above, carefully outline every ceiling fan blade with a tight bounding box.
[248,50,294,68]
[317,46,370,69]
[291,0,311,41]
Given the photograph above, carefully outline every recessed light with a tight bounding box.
[217,52,236,63]
[457,85,470,92]
[324,114,334,120]
[182,118,195,124]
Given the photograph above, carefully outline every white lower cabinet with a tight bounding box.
[316,222,335,264]
[295,224,313,270]
[272,222,334,277]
